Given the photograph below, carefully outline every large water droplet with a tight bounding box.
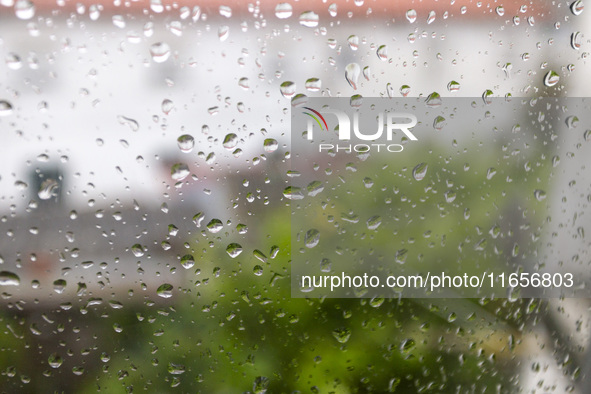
[193,212,205,227]
[427,10,436,24]
[38,178,59,200]
[53,279,67,294]
[304,229,320,248]
[543,70,559,87]
[328,3,337,17]
[180,254,195,269]
[238,77,249,90]
[253,250,268,264]
[412,162,428,181]
[399,85,410,97]
[253,376,270,394]
[6,53,21,70]
[433,116,446,131]
[307,181,324,197]
[406,9,417,23]
[280,81,296,98]
[345,63,361,90]
[219,5,232,18]
[89,4,100,20]
[223,133,238,149]
[275,3,292,19]
[363,66,370,81]
[150,42,171,63]
[131,243,144,257]
[253,265,263,276]
[15,0,35,20]
[117,115,139,131]
[444,190,456,203]
[299,11,319,27]
[534,189,547,201]
[177,134,195,153]
[150,0,163,13]
[206,218,223,233]
[447,80,460,92]
[486,167,497,179]
[571,0,584,15]
[283,186,304,200]
[0,100,13,116]
[495,5,505,16]
[571,32,582,50]
[366,216,382,230]
[425,92,442,107]
[171,162,190,181]
[376,45,388,61]
[332,327,351,343]
[218,25,230,41]
[263,138,278,152]
[482,89,494,105]
[48,353,63,369]
[565,115,579,129]
[305,78,321,92]
[161,99,174,115]
[156,283,173,298]
[0,271,20,286]
[226,243,243,258]
[347,35,359,50]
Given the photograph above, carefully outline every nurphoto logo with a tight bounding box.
[302,105,419,153]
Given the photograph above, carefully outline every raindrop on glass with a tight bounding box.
[305,78,321,92]
[571,0,584,15]
[219,5,232,18]
[180,254,195,269]
[0,100,13,116]
[274,3,293,19]
[15,0,35,20]
[48,354,63,369]
[156,283,173,298]
[150,42,171,63]
[328,3,337,17]
[304,229,320,248]
[161,99,174,115]
[131,243,144,257]
[218,25,230,41]
[263,138,278,152]
[53,279,67,294]
[0,271,20,286]
[347,35,359,50]
[412,163,428,181]
[299,11,319,27]
[534,189,546,201]
[171,163,190,181]
[345,63,361,90]
[223,133,238,149]
[38,178,59,200]
[427,10,436,24]
[447,80,460,92]
[177,134,195,153]
[226,243,243,258]
[406,9,417,23]
[400,85,410,97]
[543,70,559,87]
[571,32,582,50]
[376,45,387,60]
[280,81,296,98]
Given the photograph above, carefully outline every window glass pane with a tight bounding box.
[0,1,589,392]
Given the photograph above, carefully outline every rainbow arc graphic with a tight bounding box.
[302,107,328,131]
